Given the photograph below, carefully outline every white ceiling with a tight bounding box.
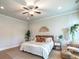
[0,0,79,21]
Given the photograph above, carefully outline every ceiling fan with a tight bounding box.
[22,0,41,16]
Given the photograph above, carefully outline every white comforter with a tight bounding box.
[20,41,54,59]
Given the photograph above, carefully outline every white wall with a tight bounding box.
[30,12,79,41]
[0,14,28,51]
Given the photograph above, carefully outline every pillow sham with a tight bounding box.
[36,37,45,42]
[46,38,52,42]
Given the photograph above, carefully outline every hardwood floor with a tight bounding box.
[0,47,61,59]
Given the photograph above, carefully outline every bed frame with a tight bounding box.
[36,35,54,40]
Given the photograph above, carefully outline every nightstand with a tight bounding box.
[54,42,61,50]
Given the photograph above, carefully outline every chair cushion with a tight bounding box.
[67,46,79,52]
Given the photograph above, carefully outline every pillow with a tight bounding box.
[40,37,46,42]
[36,37,45,42]
[36,37,40,42]
[46,38,52,42]
[67,46,79,52]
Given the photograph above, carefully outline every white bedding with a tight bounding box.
[20,41,54,59]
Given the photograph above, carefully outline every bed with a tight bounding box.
[20,35,54,59]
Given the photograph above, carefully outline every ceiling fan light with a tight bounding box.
[29,11,34,14]
[0,6,4,9]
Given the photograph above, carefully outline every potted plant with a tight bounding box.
[58,35,63,43]
[58,35,66,47]
[58,35,63,39]
[70,24,79,43]
[25,30,31,41]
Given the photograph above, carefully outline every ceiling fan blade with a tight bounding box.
[22,12,28,14]
[23,7,29,10]
[34,6,38,9]
[35,11,41,14]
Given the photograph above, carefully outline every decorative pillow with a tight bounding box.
[40,37,46,42]
[36,37,40,42]
[67,46,79,52]
[46,38,52,42]
[36,37,45,42]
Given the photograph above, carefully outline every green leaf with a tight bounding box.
[70,24,79,41]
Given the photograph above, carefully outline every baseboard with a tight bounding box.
[0,43,20,51]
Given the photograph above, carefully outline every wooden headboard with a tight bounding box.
[36,35,54,42]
